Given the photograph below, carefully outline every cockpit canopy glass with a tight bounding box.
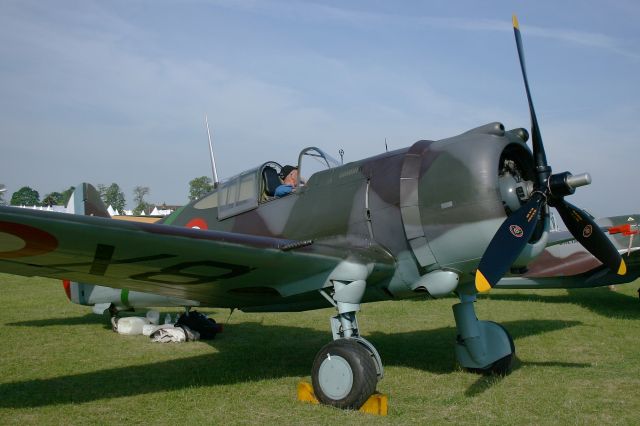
[204,147,339,220]
[217,168,259,220]
[296,147,341,186]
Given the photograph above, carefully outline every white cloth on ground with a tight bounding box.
[150,325,199,343]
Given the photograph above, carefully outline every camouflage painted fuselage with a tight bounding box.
[161,122,537,310]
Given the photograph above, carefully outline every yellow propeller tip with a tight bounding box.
[618,259,627,276]
[475,270,492,293]
[512,15,520,30]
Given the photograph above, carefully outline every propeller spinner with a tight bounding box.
[475,16,626,293]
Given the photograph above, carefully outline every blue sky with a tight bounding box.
[1,0,639,216]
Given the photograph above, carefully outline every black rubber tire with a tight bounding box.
[311,339,377,410]
[465,322,515,376]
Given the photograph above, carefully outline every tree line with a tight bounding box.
[0,176,216,213]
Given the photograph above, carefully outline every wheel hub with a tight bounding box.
[317,354,353,400]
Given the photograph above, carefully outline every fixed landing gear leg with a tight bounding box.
[311,280,382,409]
[453,293,515,376]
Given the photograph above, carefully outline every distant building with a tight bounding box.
[15,205,67,213]
[18,203,181,218]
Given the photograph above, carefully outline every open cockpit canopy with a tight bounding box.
[194,147,340,220]
[296,147,341,187]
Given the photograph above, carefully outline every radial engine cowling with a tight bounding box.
[399,122,549,280]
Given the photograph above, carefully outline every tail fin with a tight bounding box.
[63,183,109,311]
[66,183,110,218]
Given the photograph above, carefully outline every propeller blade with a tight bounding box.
[475,192,546,292]
[554,199,627,275]
[513,15,549,177]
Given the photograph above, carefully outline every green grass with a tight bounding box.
[0,274,639,425]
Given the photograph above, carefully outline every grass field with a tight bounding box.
[0,274,639,425]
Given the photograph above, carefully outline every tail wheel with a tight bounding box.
[311,338,377,409]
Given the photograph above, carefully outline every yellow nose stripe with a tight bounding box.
[513,15,520,30]
[475,270,492,293]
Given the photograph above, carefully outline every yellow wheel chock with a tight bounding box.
[296,381,388,416]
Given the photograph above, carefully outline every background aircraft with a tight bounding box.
[0,17,638,410]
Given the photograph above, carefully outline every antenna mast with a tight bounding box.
[205,114,219,188]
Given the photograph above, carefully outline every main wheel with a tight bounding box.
[311,339,377,410]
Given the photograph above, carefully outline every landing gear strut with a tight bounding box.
[312,278,383,409]
[453,293,515,376]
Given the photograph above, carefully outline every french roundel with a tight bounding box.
[185,218,208,230]
[0,221,58,258]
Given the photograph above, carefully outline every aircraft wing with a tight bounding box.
[0,206,395,308]
[496,248,640,289]
[496,214,640,289]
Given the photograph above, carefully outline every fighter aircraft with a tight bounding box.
[0,17,638,410]
[60,180,640,313]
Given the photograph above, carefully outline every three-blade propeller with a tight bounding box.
[475,16,626,293]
